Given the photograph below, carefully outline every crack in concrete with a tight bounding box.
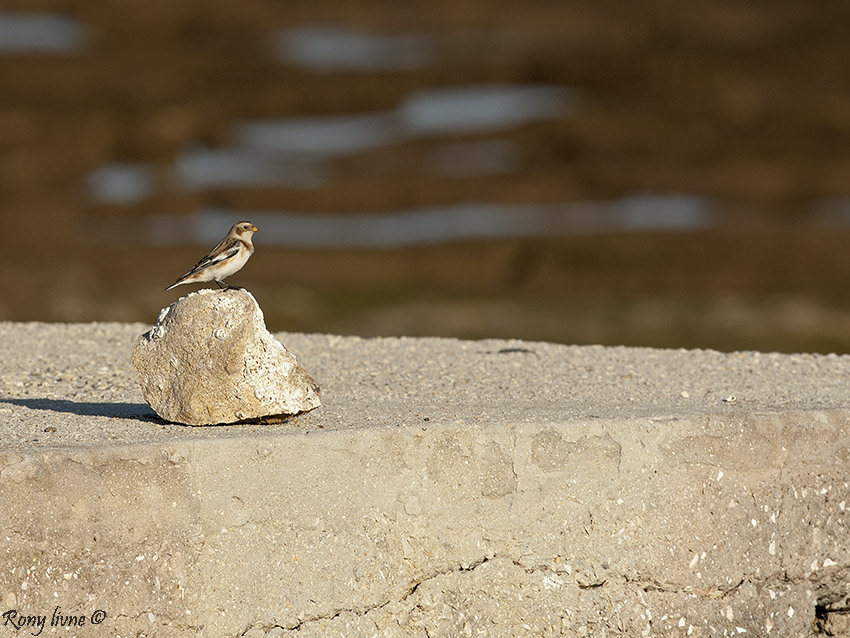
[114,610,152,621]
[225,545,850,635]
[130,554,850,636]
[508,424,518,514]
[114,609,206,635]
[402,555,494,602]
[625,575,746,599]
[275,555,496,634]
[281,594,396,633]
[627,568,850,607]
[239,554,850,635]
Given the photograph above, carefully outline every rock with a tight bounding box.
[131,288,321,425]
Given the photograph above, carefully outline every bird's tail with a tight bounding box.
[165,270,194,291]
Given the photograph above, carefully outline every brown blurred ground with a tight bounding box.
[2,0,850,352]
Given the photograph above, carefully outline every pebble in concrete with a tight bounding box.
[131,288,320,425]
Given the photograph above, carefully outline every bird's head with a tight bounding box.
[233,221,259,237]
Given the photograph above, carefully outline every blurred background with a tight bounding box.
[2,0,850,353]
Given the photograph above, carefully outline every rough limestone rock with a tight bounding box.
[132,288,321,425]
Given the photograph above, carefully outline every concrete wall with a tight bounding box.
[1,324,849,636]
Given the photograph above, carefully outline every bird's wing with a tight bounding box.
[184,238,241,275]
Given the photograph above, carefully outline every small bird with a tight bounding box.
[165,221,259,291]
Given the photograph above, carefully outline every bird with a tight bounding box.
[165,221,259,291]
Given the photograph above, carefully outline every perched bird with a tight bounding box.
[165,221,259,291]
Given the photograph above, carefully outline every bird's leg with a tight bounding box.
[214,280,243,291]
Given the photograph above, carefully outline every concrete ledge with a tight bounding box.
[1,323,849,636]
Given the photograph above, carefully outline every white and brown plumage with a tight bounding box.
[165,221,259,291]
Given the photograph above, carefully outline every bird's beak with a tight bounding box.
[251,225,259,232]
